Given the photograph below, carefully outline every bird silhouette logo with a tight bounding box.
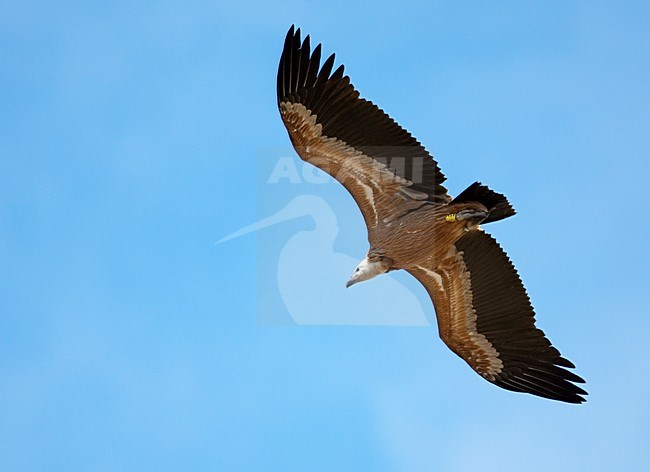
[218,194,430,326]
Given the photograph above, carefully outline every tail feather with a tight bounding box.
[452,182,516,224]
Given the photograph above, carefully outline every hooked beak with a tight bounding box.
[345,278,357,289]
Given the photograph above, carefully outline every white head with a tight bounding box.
[346,256,391,288]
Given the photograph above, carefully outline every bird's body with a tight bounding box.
[368,202,484,268]
[277,26,587,403]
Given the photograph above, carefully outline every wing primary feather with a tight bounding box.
[330,63,345,80]
[498,376,569,401]
[277,54,285,102]
[299,35,311,89]
[291,28,302,95]
[317,53,336,84]
[278,25,295,101]
[554,356,576,368]
[282,26,295,101]
[520,370,588,396]
[304,42,321,89]
[528,364,586,384]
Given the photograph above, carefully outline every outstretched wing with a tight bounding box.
[277,26,450,229]
[408,230,587,403]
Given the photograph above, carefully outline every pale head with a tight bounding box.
[346,255,392,288]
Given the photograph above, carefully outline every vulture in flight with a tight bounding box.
[277,26,586,403]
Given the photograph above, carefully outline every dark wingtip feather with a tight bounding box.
[331,63,345,80]
[278,26,295,101]
[318,53,336,82]
[290,29,302,95]
[555,356,576,368]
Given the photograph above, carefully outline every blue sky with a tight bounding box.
[2,1,650,470]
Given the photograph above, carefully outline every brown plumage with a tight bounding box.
[277,26,587,403]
